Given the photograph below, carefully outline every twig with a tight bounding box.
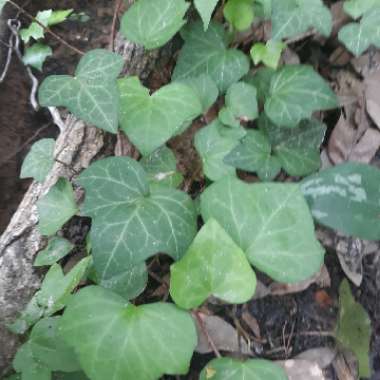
[110,0,123,51]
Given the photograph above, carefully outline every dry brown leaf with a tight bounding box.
[241,306,261,338]
[330,1,350,37]
[352,51,380,78]
[278,359,326,380]
[349,128,380,163]
[365,71,380,129]
[332,350,359,380]
[295,347,337,369]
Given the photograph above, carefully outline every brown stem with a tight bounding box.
[7,0,85,56]
[110,0,123,51]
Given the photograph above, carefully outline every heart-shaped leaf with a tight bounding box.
[173,21,250,92]
[78,157,197,281]
[225,82,258,121]
[119,77,202,155]
[200,358,288,380]
[301,162,380,240]
[264,65,338,127]
[224,0,255,31]
[34,236,74,267]
[343,0,380,19]
[59,286,197,380]
[250,40,286,69]
[201,176,325,283]
[39,49,124,133]
[120,0,189,49]
[170,218,256,309]
[195,0,219,30]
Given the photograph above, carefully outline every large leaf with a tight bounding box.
[170,218,256,309]
[200,358,288,380]
[195,0,219,30]
[78,157,197,281]
[120,0,189,49]
[301,162,380,240]
[173,21,250,92]
[201,176,324,283]
[34,236,74,267]
[271,0,332,40]
[37,178,78,236]
[39,49,124,133]
[343,0,380,19]
[119,77,202,155]
[59,286,197,380]
[264,65,338,127]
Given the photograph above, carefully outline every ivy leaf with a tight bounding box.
[77,157,197,281]
[23,43,53,71]
[195,0,219,30]
[20,138,55,183]
[224,0,255,31]
[244,67,276,104]
[173,21,250,92]
[264,65,338,127]
[46,9,73,25]
[170,218,256,309]
[336,280,371,377]
[34,237,74,267]
[271,0,332,40]
[120,0,189,49]
[19,10,52,43]
[301,162,380,240]
[118,77,202,155]
[37,178,78,236]
[250,40,286,69]
[194,120,241,181]
[338,8,380,56]
[200,358,288,380]
[343,0,380,19]
[59,286,197,380]
[201,176,325,283]
[140,146,183,190]
[225,82,258,121]
[218,107,241,128]
[39,49,124,133]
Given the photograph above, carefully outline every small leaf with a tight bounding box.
[250,40,286,69]
[39,49,124,133]
[218,107,241,128]
[19,10,52,43]
[120,0,189,49]
[343,0,380,19]
[200,358,288,380]
[173,21,250,92]
[224,0,255,31]
[37,178,78,236]
[46,9,73,26]
[23,43,53,71]
[301,162,380,240]
[264,65,338,127]
[20,138,55,182]
[195,0,219,30]
[336,280,371,377]
[119,77,201,155]
[59,286,197,380]
[225,82,258,121]
[201,176,325,283]
[34,237,74,267]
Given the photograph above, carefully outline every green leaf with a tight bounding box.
[53,373,89,380]
[77,157,197,281]
[46,9,73,26]
[218,107,241,128]
[59,286,197,380]
[20,10,52,43]
[200,358,288,380]
[34,237,74,267]
[338,8,380,56]
[39,49,124,133]
[244,67,276,104]
[250,40,285,69]
[23,43,53,71]
[140,146,183,189]
[301,162,380,240]
[225,82,258,121]
[20,138,55,182]
[37,178,78,236]
[170,218,256,309]
[173,21,250,92]
[271,0,332,40]
[194,120,240,181]
[343,0,380,19]
[118,76,201,155]
[201,176,325,283]
[195,0,219,30]
[120,0,189,49]
[264,65,338,127]
[336,280,371,377]
[253,0,272,19]
[224,0,255,31]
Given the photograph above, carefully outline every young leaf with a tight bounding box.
[173,21,250,92]
[301,162,380,240]
[201,176,325,283]
[195,0,219,30]
[23,43,53,71]
[37,178,78,236]
[34,237,74,267]
[224,0,255,31]
[77,157,197,281]
[343,0,380,19]
[170,218,256,309]
[19,10,52,43]
[264,65,338,127]
[20,138,55,183]
[200,358,288,380]
[225,82,258,121]
[59,286,197,380]
[250,40,286,69]
[336,280,371,378]
[271,0,332,40]
[194,120,241,181]
[39,49,124,133]
[120,0,189,49]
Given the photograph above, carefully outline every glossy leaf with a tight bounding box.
[195,0,219,30]
[250,40,286,69]
[34,237,74,267]
[170,218,256,309]
[343,0,380,19]
[201,176,325,283]
[225,82,258,121]
[301,162,380,240]
[23,43,52,71]
[59,286,197,380]
[224,0,255,31]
